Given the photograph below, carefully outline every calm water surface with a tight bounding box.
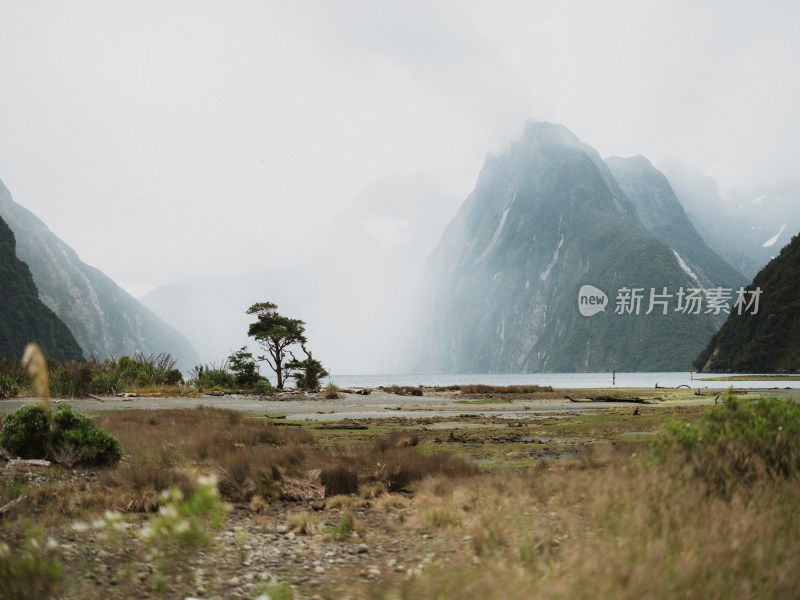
[326,372,800,389]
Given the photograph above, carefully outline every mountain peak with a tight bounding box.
[413,124,747,373]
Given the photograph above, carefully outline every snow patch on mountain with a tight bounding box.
[762,223,787,248]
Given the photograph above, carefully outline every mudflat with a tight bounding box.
[5,385,794,420]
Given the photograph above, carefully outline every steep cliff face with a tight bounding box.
[696,232,800,373]
[606,155,747,293]
[0,179,199,367]
[415,123,746,373]
[0,214,84,362]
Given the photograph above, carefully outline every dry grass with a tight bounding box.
[96,406,311,462]
[87,407,315,510]
[285,508,324,534]
[103,463,196,512]
[459,384,553,394]
[95,408,473,505]
[3,401,797,599]
[376,454,800,600]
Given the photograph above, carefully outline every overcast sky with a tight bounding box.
[1,0,798,297]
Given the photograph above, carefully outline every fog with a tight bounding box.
[1,1,799,373]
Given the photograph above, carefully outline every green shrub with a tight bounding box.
[254,378,275,396]
[0,403,122,466]
[0,360,30,394]
[189,364,237,391]
[90,368,118,394]
[286,355,328,391]
[50,404,123,466]
[116,353,181,388]
[164,368,184,386]
[0,405,50,459]
[49,368,77,398]
[0,373,19,399]
[323,383,340,399]
[228,347,261,387]
[651,390,800,493]
[48,361,94,398]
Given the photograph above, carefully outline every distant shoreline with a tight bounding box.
[698,375,800,381]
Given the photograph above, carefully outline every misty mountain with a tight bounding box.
[413,122,746,373]
[606,155,747,291]
[660,160,800,278]
[0,214,84,362]
[695,231,800,373]
[141,173,459,374]
[0,178,199,368]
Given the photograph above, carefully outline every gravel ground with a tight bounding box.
[0,387,742,421]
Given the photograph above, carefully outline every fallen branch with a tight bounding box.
[339,387,371,395]
[0,495,26,516]
[87,394,105,402]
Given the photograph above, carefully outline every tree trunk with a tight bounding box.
[276,356,283,388]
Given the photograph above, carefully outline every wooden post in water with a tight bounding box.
[612,370,616,385]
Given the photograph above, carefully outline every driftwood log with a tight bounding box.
[339,387,371,395]
[6,459,51,467]
[0,495,26,517]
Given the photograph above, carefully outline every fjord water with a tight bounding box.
[329,372,800,389]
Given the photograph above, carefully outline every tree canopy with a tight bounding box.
[246,302,308,389]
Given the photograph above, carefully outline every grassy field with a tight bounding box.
[1,390,798,599]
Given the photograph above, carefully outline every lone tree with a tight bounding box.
[246,302,323,389]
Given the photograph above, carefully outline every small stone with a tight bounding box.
[357,543,369,554]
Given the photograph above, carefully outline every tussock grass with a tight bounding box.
[104,463,196,512]
[97,406,311,463]
[93,407,313,507]
[321,463,359,496]
[383,385,424,396]
[384,459,800,600]
[285,509,324,534]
